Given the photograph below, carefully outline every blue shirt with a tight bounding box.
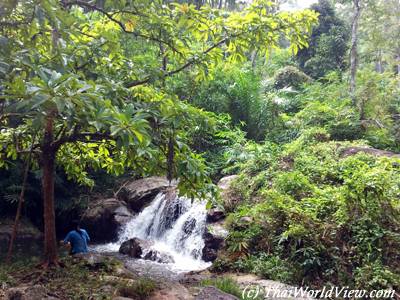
[63,229,90,254]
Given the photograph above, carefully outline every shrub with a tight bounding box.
[201,276,265,300]
[354,262,400,291]
[234,254,296,283]
[118,278,156,300]
[273,66,311,90]
[275,171,314,200]
[218,134,400,290]
[201,277,243,299]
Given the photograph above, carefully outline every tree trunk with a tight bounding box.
[41,115,58,265]
[250,50,258,69]
[350,0,361,108]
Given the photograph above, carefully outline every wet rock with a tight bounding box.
[119,238,174,264]
[183,219,197,235]
[206,209,225,223]
[202,226,226,262]
[158,194,185,232]
[190,249,202,259]
[117,177,173,212]
[114,206,134,226]
[202,247,218,262]
[5,285,50,300]
[143,250,175,264]
[81,198,133,242]
[195,286,239,300]
[119,238,154,258]
[0,218,43,254]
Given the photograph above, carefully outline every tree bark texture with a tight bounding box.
[42,114,58,264]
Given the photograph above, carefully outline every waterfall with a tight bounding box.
[95,192,210,271]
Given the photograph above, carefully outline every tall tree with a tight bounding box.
[296,0,350,78]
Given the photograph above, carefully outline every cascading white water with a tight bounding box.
[95,193,211,272]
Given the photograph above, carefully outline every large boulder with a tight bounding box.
[81,198,133,242]
[143,249,175,264]
[119,238,154,258]
[117,177,173,212]
[119,238,175,264]
[0,218,43,255]
[340,146,400,159]
[202,224,227,262]
[218,175,238,191]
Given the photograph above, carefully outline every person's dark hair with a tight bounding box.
[71,220,83,237]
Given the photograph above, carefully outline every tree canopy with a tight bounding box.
[296,0,349,78]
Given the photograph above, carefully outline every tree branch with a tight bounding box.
[64,1,182,55]
[125,37,228,88]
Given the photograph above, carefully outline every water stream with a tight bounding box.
[94,193,211,272]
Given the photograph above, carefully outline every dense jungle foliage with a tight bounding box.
[1,0,399,294]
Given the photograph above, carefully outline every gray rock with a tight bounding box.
[148,282,193,300]
[119,238,174,264]
[81,198,133,242]
[119,238,154,258]
[117,177,173,212]
[143,249,175,264]
[195,286,239,300]
[340,146,400,158]
[202,226,226,262]
[218,175,239,191]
